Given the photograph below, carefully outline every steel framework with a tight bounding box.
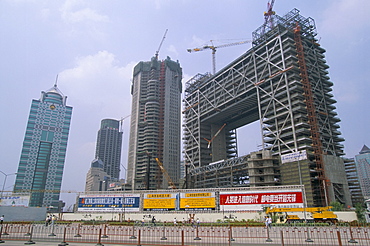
[183,9,345,207]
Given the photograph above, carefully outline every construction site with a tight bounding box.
[182,6,351,208]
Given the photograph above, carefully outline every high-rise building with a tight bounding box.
[355,145,370,198]
[14,83,72,210]
[95,119,123,180]
[127,56,182,190]
[85,159,111,192]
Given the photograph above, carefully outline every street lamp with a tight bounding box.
[0,171,17,201]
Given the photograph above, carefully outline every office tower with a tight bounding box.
[14,83,72,210]
[127,56,182,190]
[355,145,370,198]
[85,159,111,191]
[344,157,364,205]
[95,119,123,180]
[183,9,350,207]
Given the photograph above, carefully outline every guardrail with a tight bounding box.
[0,223,369,245]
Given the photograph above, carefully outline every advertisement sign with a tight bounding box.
[143,193,177,211]
[281,150,307,164]
[78,194,140,212]
[0,195,30,207]
[179,192,216,210]
[220,190,303,211]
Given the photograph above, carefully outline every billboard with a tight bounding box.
[179,192,216,210]
[281,150,307,164]
[78,194,140,212]
[143,193,177,211]
[0,195,30,207]
[220,190,304,211]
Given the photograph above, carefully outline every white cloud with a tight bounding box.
[60,51,136,116]
[60,0,109,23]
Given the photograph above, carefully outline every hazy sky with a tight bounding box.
[1,0,369,208]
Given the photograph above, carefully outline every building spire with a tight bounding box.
[54,74,59,88]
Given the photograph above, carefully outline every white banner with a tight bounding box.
[281,150,307,164]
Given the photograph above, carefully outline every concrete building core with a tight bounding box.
[183,9,350,207]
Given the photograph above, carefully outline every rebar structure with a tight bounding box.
[183,9,348,207]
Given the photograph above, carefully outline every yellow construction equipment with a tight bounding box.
[155,158,177,189]
[266,206,338,224]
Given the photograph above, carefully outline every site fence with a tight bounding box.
[0,223,369,245]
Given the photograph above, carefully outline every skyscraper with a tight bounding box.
[95,119,123,180]
[14,83,72,210]
[355,145,370,198]
[127,56,182,190]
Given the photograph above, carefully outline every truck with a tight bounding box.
[266,206,338,224]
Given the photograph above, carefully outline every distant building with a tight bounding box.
[85,159,111,192]
[127,56,182,190]
[355,145,370,198]
[95,119,123,180]
[343,157,364,205]
[14,83,72,211]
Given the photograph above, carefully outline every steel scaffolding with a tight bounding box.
[183,9,346,207]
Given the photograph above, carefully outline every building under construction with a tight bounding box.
[183,8,351,207]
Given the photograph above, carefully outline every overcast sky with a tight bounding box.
[1,0,369,208]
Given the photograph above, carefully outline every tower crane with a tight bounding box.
[155,29,168,59]
[187,40,252,74]
[204,123,226,148]
[155,158,177,189]
[118,115,130,132]
[262,0,276,34]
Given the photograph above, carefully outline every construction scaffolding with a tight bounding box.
[183,8,348,207]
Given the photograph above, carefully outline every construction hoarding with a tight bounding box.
[143,193,177,211]
[220,190,304,211]
[77,194,140,212]
[179,192,216,210]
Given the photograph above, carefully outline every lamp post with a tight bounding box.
[0,171,17,201]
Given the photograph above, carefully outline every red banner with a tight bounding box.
[220,192,303,205]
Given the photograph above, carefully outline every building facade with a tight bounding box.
[14,83,72,210]
[355,145,370,198]
[95,119,123,180]
[127,56,182,190]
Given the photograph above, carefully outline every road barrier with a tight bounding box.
[0,222,369,245]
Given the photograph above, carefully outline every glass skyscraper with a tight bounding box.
[14,83,72,211]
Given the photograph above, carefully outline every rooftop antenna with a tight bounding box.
[155,29,168,59]
[54,74,59,87]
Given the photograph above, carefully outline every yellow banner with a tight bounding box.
[143,198,176,209]
[147,194,171,198]
[185,193,212,198]
[180,197,216,209]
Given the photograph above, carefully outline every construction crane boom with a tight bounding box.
[155,29,168,59]
[187,40,252,74]
[155,157,176,189]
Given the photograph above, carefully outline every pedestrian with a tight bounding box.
[151,216,156,226]
[183,218,186,226]
[51,215,56,225]
[141,218,145,226]
[265,216,269,228]
[268,216,272,228]
[196,218,200,227]
[0,215,4,225]
[173,217,177,226]
[45,216,50,226]
[191,218,195,228]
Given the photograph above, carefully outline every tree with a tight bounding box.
[354,203,366,223]
[330,200,344,211]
